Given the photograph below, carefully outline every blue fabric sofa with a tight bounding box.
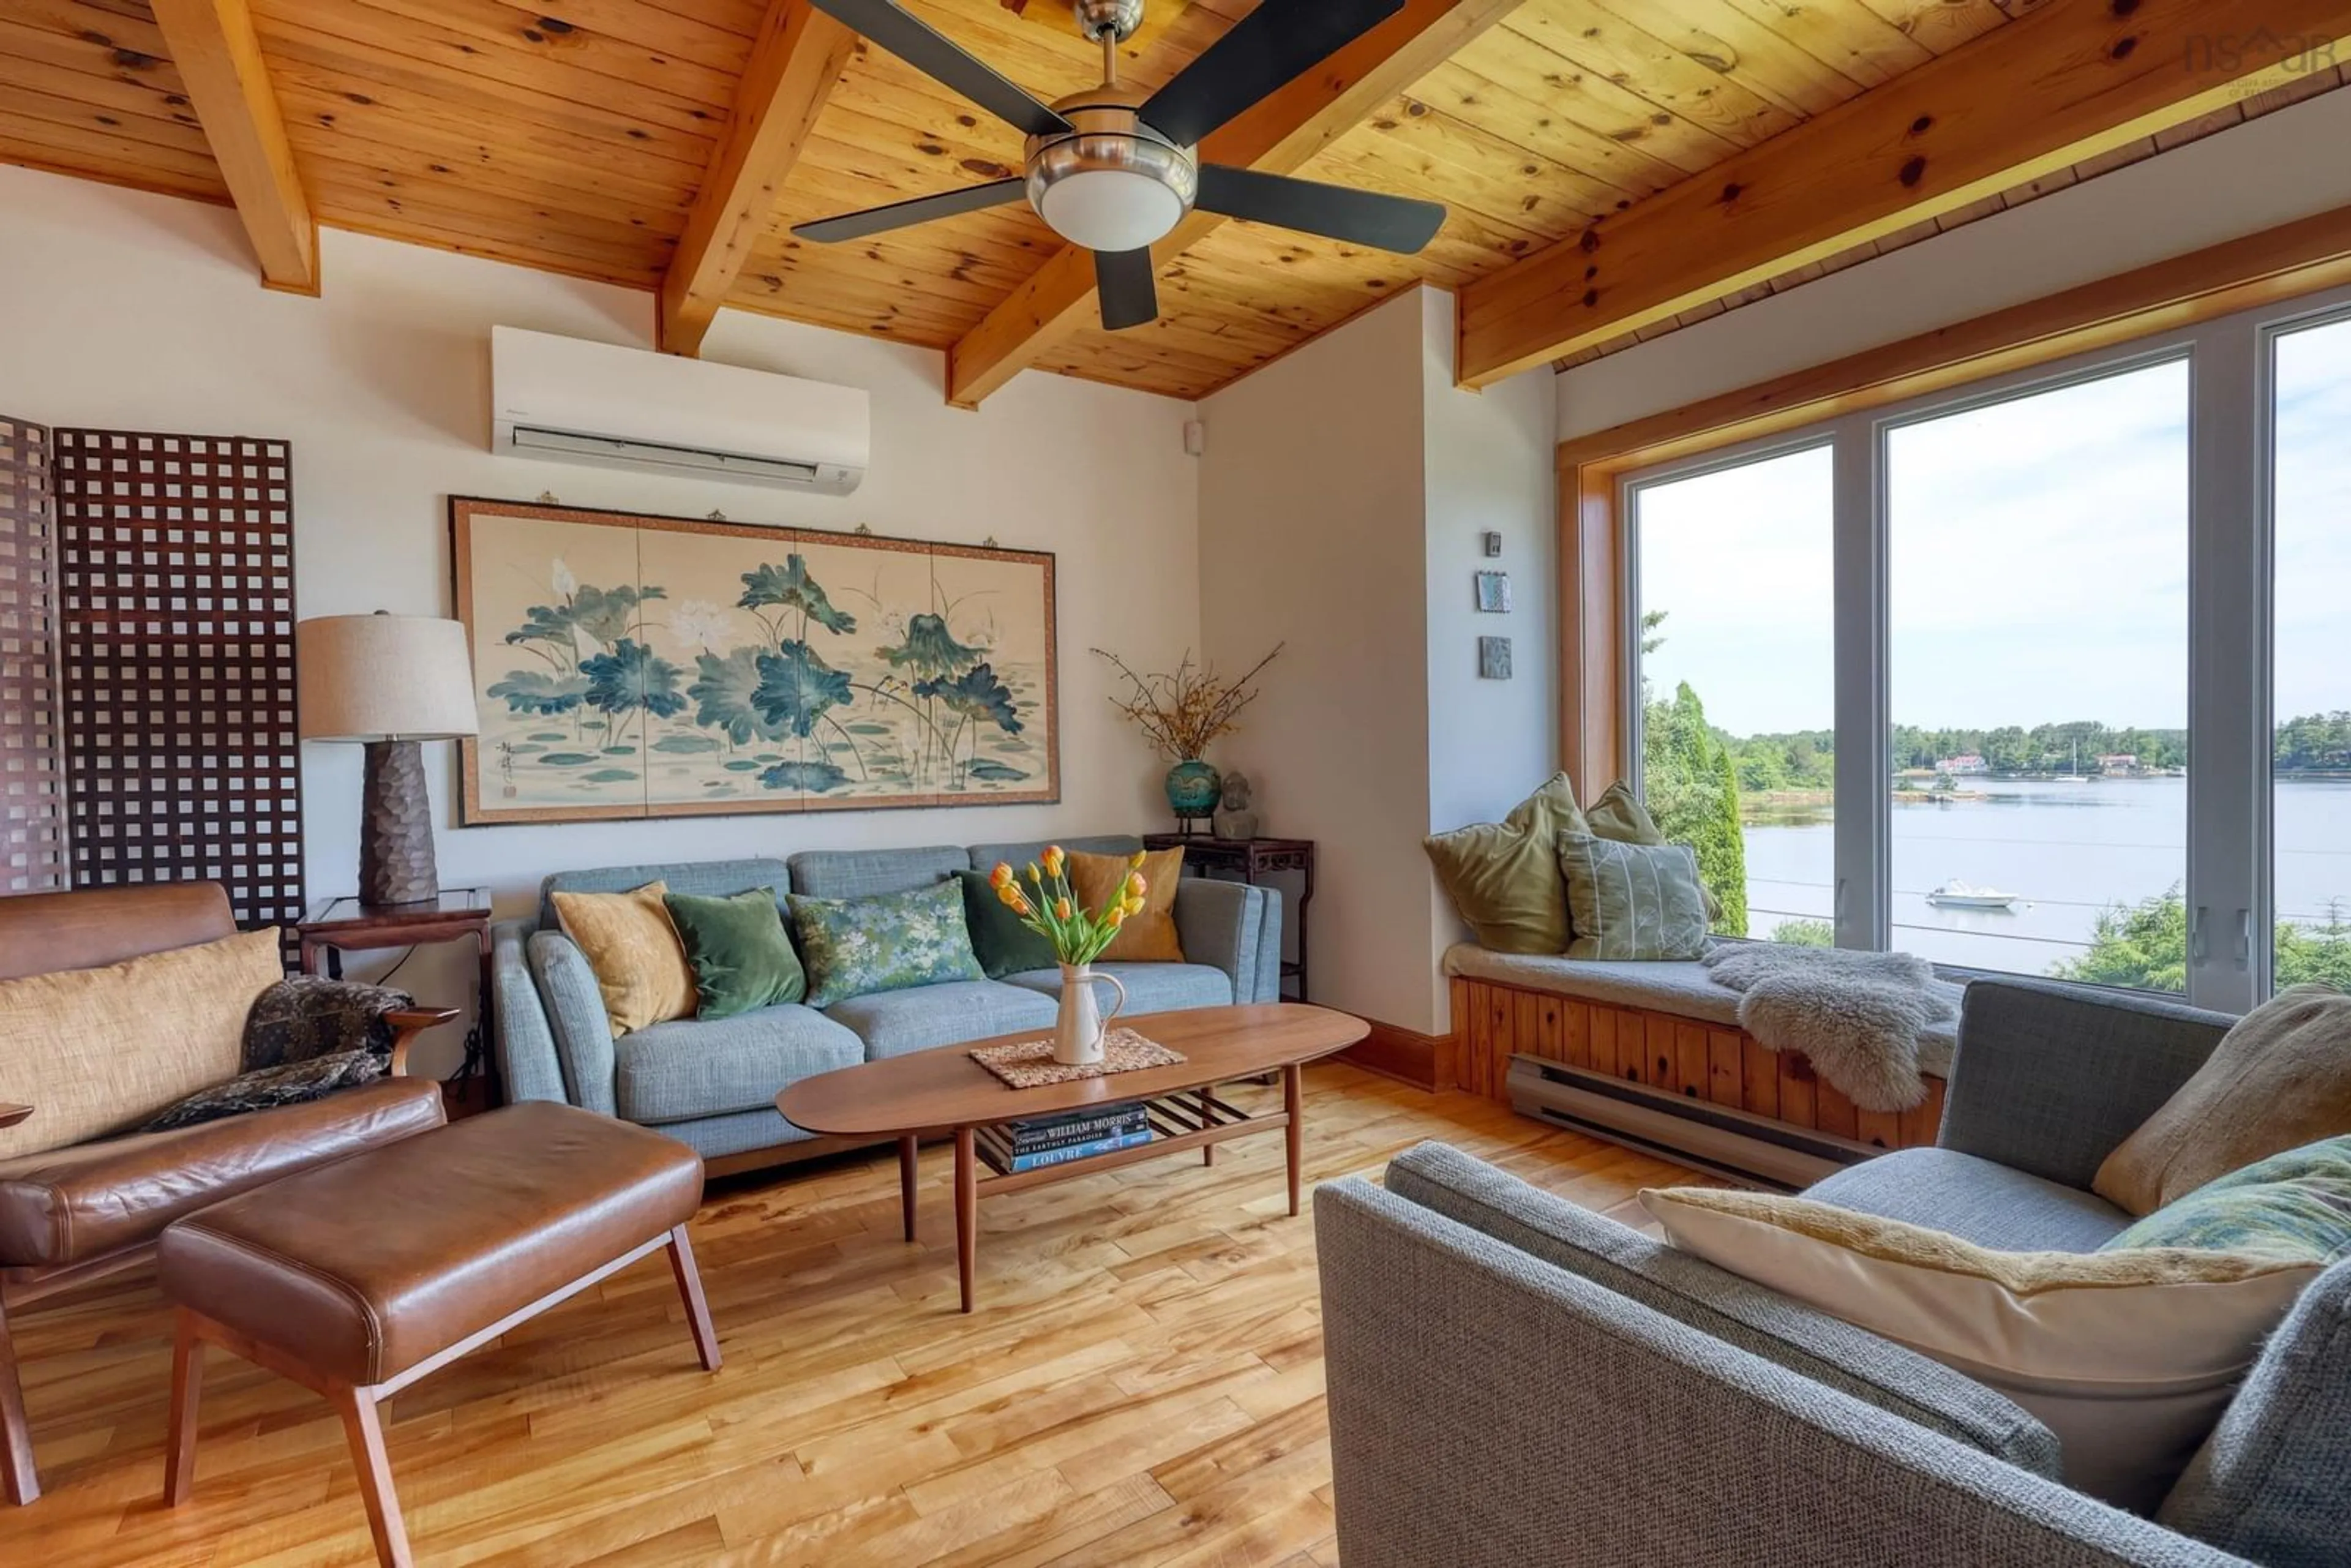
[492,835,1282,1166]
[1317,979,2351,1567]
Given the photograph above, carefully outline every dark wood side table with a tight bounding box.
[1145,835,1315,1002]
[299,890,497,1113]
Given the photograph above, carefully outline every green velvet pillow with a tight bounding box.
[2102,1135,2351,1267]
[662,888,805,1019]
[1558,833,1710,961]
[1424,773,1588,953]
[787,880,985,1008]
[953,868,1058,978]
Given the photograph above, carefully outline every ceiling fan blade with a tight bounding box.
[1095,248,1159,331]
[810,0,1071,138]
[1139,0,1403,148]
[793,178,1027,243]
[1195,164,1445,253]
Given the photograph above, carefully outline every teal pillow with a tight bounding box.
[2103,1135,2351,1266]
[953,868,1058,979]
[787,880,986,1008]
[662,888,804,1019]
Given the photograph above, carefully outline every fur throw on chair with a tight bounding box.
[1701,944,1961,1113]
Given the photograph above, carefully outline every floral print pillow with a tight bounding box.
[788,880,986,1008]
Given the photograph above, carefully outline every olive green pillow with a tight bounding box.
[1558,833,1710,961]
[662,888,805,1019]
[1425,773,1589,953]
[953,868,1059,978]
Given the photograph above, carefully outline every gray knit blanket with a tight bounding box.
[1700,943,1961,1113]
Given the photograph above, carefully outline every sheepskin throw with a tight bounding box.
[1701,943,1962,1112]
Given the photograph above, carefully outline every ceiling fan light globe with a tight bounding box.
[1036,169,1185,252]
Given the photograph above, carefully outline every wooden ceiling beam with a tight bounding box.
[660,0,857,358]
[1457,0,2351,389]
[944,0,1527,410]
[148,0,316,293]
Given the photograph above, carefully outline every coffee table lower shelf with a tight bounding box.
[904,1062,1303,1313]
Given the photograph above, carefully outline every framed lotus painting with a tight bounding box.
[451,498,1059,823]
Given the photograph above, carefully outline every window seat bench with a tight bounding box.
[1442,944,1953,1157]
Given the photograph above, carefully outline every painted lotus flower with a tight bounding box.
[878,613,981,680]
[667,598,738,651]
[740,555,856,635]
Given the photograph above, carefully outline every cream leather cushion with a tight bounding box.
[1642,1187,2319,1514]
[550,882,698,1036]
[0,928,283,1158]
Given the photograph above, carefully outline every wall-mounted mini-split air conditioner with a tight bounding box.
[489,326,869,496]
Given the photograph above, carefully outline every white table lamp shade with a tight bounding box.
[298,614,479,741]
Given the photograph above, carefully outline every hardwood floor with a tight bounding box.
[0,1064,1707,1566]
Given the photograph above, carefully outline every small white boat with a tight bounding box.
[1927,880,2020,910]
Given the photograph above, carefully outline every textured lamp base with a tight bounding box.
[359,740,439,907]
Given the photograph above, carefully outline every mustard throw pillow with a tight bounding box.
[2094,983,2351,1216]
[1423,773,1588,953]
[551,882,698,1035]
[1070,848,1185,962]
[0,926,283,1158]
[1643,1186,2317,1512]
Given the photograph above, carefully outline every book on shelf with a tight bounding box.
[976,1123,1153,1175]
[1001,1102,1149,1154]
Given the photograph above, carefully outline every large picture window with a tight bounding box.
[1631,446,1834,942]
[1616,281,2351,1010]
[1886,361,2190,988]
[2271,313,2351,989]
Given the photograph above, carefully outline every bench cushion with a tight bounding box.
[1001,963,1234,1013]
[0,1077,446,1269]
[156,1102,702,1387]
[613,1004,863,1124]
[1444,943,1960,1079]
[1804,1148,2133,1253]
[823,980,1057,1061]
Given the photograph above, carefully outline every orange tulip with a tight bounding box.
[1125,895,1146,917]
[1108,906,1128,928]
[1128,850,1147,869]
[988,862,1014,890]
[1125,871,1148,899]
[1024,861,1043,883]
[1054,897,1073,920]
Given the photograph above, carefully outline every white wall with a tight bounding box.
[0,165,1200,1073]
[1558,86,2351,440]
[1198,291,1431,1032]
[1199,288,1556,1034]
[1421,290,1558,1002]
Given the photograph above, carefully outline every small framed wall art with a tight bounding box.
[1478,636,1512,680]
[1474,571,1512,613]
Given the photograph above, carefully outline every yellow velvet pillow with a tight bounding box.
[550,882,698,1035]
[1071,848,1185,963]
[0,927,283,1158]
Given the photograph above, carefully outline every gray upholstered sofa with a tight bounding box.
[492,835,1281,1166]
[1318,979,2350,1567]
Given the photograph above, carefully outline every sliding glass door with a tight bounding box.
[1621,281,2351,1010]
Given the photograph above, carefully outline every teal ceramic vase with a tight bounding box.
[1163,758,1221,822]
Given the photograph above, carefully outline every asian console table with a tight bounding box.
[299,890,496,1112]
[1144,835,1314,1002]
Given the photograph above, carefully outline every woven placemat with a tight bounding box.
[970,1028,1187,1089]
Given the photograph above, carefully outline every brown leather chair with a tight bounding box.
[0,884,455,1506]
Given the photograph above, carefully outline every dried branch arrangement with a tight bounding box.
[1090,643,1284,759]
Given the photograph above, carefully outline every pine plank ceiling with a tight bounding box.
[0,0,2339,402]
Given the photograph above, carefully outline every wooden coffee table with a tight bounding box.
[776,1003,1368,1311]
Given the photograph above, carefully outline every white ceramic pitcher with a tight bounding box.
[1052,963,1128,1067]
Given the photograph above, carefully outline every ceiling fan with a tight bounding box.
[795,0,1446,331]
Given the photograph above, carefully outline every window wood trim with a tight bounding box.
[1554,201,2351,798]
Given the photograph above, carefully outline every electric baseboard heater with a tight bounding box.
[1506,1056,1886,1191]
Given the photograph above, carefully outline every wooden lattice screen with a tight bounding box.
[0,416,67,895]
[51,429,304,953]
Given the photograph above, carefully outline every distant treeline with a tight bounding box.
[1710,713,2351,789]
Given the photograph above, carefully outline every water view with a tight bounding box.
[1742,775,2351,976]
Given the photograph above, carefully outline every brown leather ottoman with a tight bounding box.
[155,1102,718,1567]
